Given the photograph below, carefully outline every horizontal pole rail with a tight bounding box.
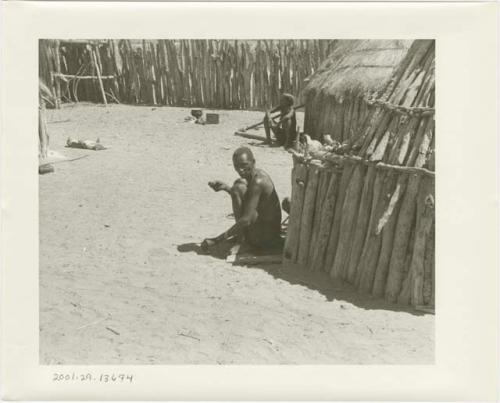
[52,73,116,80]
[364,98,435,117]
[293,152,435,178]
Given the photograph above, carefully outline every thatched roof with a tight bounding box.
[379,39,435,108]
[303,40,412,101]
[349,39,435,169]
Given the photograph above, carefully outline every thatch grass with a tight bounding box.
[380,39,435,108]
[303,40,412,101]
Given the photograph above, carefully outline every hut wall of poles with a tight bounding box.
[302,40,412,143]
[39,39,336,110]
[284,40,435,307]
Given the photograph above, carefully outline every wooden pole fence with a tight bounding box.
[40,39,336,109]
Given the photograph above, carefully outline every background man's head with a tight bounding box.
[280,93,295,109]
[233,147,255,179]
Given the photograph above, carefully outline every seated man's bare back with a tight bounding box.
[239,168,282,249]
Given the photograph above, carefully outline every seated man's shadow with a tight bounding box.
[178,221,288,262]
[177,240,233,260]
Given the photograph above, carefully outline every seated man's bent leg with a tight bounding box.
[289,129,299,151]
[275,128,286,146]
[281,119,293,149]
[230,178,247,221]
[264,112,282,144]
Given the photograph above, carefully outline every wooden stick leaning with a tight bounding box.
[307,168,331,266]
[321,95,335,140]
[384,118,433,302]
[359,109,392,157]
[92,48,107,106]
[398,175,434,305]
[332,164,366,282]
[282,162,307,264]
[297,164,320,266]
[310,170,340,273]
[54,40,62,108]
[282,163,298,263]
[351,106,380,151]
[53,73,116,80]
[327,109,394,280]
[384,173,421,302]
[349,97,360,140]
[344,98,354,142]
[344,166,376,281]
[234,131,268,142]
[370,116,421,296]
[355,170,395,291]
[324,161,356,276]
[423,219,435,306]
[290,164,309,263]
[369,173,407,295]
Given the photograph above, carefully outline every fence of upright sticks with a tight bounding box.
[284,40,435,307]
[39,39,336,110]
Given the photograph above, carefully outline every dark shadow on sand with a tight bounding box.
[177,241,231,260]
[247,262,428,316]
[178,241,424,314]
[177,242,203,254]
[177,241,426,315]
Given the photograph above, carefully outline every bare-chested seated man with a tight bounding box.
[201,147,283,253]
[263,93,299,150]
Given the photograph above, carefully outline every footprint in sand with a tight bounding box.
[147,247,171,265]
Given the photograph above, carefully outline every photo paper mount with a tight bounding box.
[1,1,499,401]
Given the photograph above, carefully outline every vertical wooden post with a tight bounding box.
[92,46,107,106]
[53,40,62,108]
[311,169,340,273]
[297,164,320,266]
[283,160,308,264]
[38,99,49,160]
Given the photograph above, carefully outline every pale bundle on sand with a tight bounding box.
[66,137,108,151]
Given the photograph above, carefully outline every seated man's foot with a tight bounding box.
[201,237,217,253]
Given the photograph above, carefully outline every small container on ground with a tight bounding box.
[205,113,220,124]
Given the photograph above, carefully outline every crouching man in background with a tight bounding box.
[263,93,299,150]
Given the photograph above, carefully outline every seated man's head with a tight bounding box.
[233,147,255,180]
[279,93,295,109]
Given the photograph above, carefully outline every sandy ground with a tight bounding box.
[40,103,434,364]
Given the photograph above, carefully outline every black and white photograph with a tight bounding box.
[38,38,435,365]
[2,0,499,400]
